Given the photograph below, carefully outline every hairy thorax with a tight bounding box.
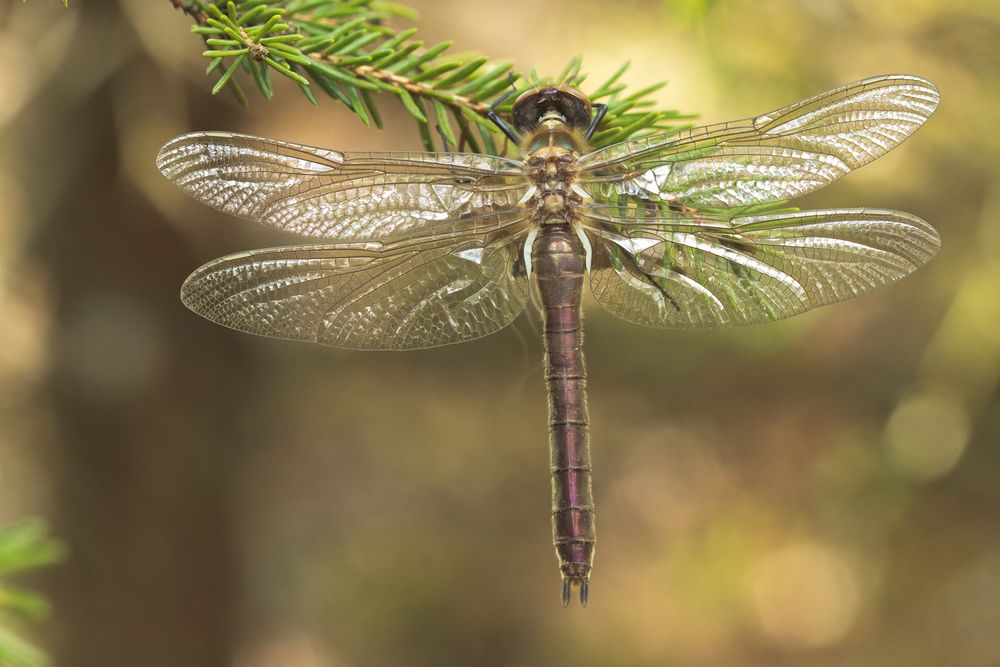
[522,129,587,224]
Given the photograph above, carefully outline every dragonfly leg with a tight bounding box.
[619,248,681,312]
[487,74,522,144]
[434,123,454,152]
[583,103,608,141]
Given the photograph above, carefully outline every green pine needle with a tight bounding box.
[0,520,65,667]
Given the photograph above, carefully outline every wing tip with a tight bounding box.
[864,73,941,117]
[154,136,184,177]
[155,131,251,178]
[155,132,202,179]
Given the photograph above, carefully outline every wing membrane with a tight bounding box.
[157,132,528,241]
[583,207,940,328]
[579,75,939,209]
[181,212,531,350]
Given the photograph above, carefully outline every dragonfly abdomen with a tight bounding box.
[532,224,594,607]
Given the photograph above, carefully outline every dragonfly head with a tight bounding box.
[511,86,592,134]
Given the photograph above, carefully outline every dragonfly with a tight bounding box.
[157,74,940,607]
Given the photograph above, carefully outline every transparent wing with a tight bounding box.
[579,75,939,209]
[582,206,940,328]
[157,132,528,241]
[181,212,531,350]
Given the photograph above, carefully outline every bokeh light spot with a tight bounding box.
[884,391,970,480]
[749,541,861,648]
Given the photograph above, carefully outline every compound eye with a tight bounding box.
[562,87,590,105]
[559,89,592,130]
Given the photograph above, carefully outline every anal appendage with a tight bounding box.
[561,576,590,608]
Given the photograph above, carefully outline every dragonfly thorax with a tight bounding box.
[524,147,584,221]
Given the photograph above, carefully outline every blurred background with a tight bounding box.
[1,1,998,665]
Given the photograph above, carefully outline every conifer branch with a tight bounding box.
[168,0,695,153]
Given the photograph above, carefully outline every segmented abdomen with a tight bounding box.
[531,223,594,605]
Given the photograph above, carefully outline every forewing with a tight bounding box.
[579,75,939,208]
[157,132,528,240]
[181,213,531,350]
[583,207,940,328]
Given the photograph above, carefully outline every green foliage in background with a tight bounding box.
[0,521,64,667]
[171,0,694,153]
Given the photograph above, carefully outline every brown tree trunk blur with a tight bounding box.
[24,3,251,665]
